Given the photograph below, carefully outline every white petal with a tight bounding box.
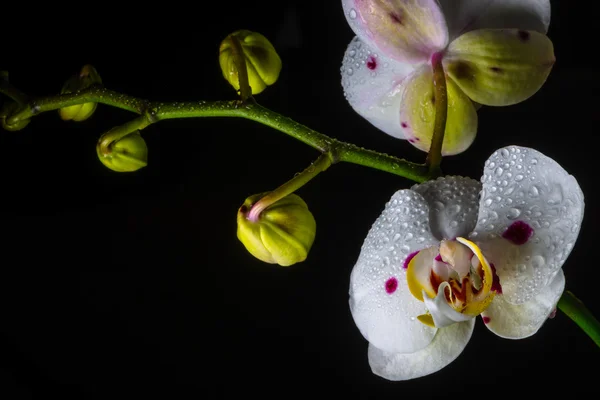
[482,269,564,338]
[458,0,551,34]
[368,319,475,381]
[341,37,416,139]
[350,190,439,354]
[341,0,449,64]
[437,0,494,40]
[423,283,473,328]
[412,176,482,240]
[470,146,584,304]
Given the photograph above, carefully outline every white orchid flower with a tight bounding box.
[341,0,555,155]
[349,146,584,380]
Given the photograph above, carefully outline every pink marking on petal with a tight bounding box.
[502,220,534,245]
[435,254,442,262]
[490,263,502,294]
[483,316,491,324]
[548,308,557,319]
[390,12,403,25]
[403,251,419,269]
[366,56,377,70]
[401,122,409,128]
[385,277,398,294]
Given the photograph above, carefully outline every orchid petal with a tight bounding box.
[368,319,475,381]
[406,245,438,301]
[342,0,449,64]
[482,269,564,338]
[350,190,439,353]
[399,66,478,155]
[444,29,555,106]
[459,0,551,34]
[470,146,584,305]
[411,176,482,240]
[341,37,416,139]
[437,0,494,40]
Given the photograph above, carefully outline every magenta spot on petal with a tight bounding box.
[409,139,415,143]
[403,251,419,269]
[415,137,420,141]
[435,254,442,262]
[490,263,503,294]
[518,30,530,41]
[401,122,408,128]
[390,12,402,24]
[367,56,377,70]
[502,220,534,245]
[385,277,398,294]
[483,316,491,324]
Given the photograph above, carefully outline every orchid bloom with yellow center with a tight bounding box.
[341,0,555,155]
[349,146,584,380]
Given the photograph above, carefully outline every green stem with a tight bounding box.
[558,291,600,348]
[2,86,430,182]
[248,153,332,222]
[425,53,448,178]
[228,35,253,101]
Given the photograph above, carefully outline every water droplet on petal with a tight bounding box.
[349,8,357,19]
[508,208,522,220]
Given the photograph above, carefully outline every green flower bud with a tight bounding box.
[237,193,316,267]
[1,102,30,131]
[59,64,102,122]
[97,131,148,172]
[219,30,282,95]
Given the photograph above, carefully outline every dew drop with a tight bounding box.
[515,174,524,181]
[529,186,540,197]
[507,208,521,220]
[349,8,357,19]
[531,255,545,269]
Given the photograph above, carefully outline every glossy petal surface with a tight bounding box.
[342,0,448,63]
[482,269,564,338]
[350,190,439,353]
[470,146,584,304]
[445,29,555,106]
[399,66,478,154]
[368,319,475,380]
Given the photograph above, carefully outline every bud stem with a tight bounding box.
[228,35,253,101]
[248,153,332,222]
[425,52,448,178]
[2,84,430,182]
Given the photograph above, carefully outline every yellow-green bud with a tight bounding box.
[97,131,148,172]
[1,102,30,131]
[237,193,316,267]
[59,64,102,122]
[219,30,282,95]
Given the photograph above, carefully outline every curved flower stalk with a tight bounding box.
[349,145,584,380]
[341,0,554,155]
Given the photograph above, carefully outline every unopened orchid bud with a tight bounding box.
[237,193,316,267]
[1,102,30,131]
[59,65,102,121]
[219,30,282,95]
[97,131,148,172]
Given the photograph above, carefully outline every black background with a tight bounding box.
[1,1,598,398]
